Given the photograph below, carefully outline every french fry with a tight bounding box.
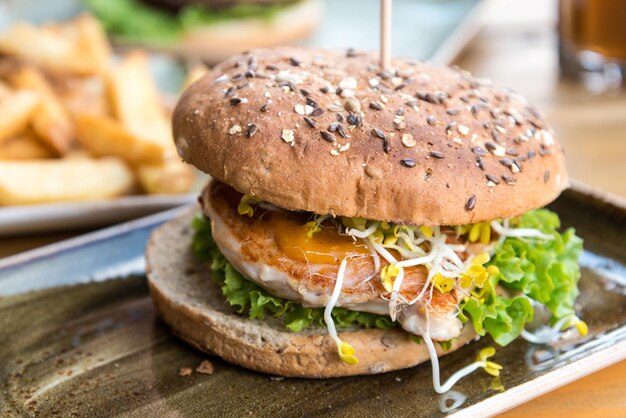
[0,90,40,143]
[69,14,112,75]
[0,15,110,76]
[0,23,78,74]
[58,76,111,116]
[0,158,135,205]
[0,80,11,97]
[5,65,73,154]
[0,130,54,160]
[106,51,173,153]
[63,150,93,160]
[74,112,167,163]
[136,159,195,194]
[0,15,198,206]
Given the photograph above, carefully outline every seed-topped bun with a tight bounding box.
[173,47,568,225]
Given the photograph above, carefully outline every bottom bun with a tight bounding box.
[146,207,478,378]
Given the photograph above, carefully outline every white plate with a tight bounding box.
[0,194,196,235]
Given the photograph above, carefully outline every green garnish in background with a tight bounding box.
[83,0,298,44]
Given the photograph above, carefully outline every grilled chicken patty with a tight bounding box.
[203,181,466,340]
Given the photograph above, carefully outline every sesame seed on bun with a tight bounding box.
[173,47,568,225]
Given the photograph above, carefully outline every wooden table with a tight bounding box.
[454,0,626,416]
[1,0,625,416]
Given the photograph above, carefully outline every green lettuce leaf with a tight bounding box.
[191,215,395,332]
[460,209,583,345]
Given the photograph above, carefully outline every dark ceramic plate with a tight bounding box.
[1,184,625,417]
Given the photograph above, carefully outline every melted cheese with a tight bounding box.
[267,213,369,265]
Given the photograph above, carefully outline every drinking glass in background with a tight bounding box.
[558,0,626,93]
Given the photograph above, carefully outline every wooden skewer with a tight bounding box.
[380,0,392,70]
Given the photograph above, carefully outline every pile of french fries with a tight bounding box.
[0,14,199,206]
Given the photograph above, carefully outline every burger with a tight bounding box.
[82,0,323,62]
[146,48,585,390]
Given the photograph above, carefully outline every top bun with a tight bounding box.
[173,47,568,225]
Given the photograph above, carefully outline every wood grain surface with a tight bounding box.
[454,0,626,416]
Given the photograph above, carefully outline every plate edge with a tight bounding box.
[449,338,626,418]
[569,179,626,210]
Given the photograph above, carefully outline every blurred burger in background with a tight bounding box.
[83,0,324,62]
